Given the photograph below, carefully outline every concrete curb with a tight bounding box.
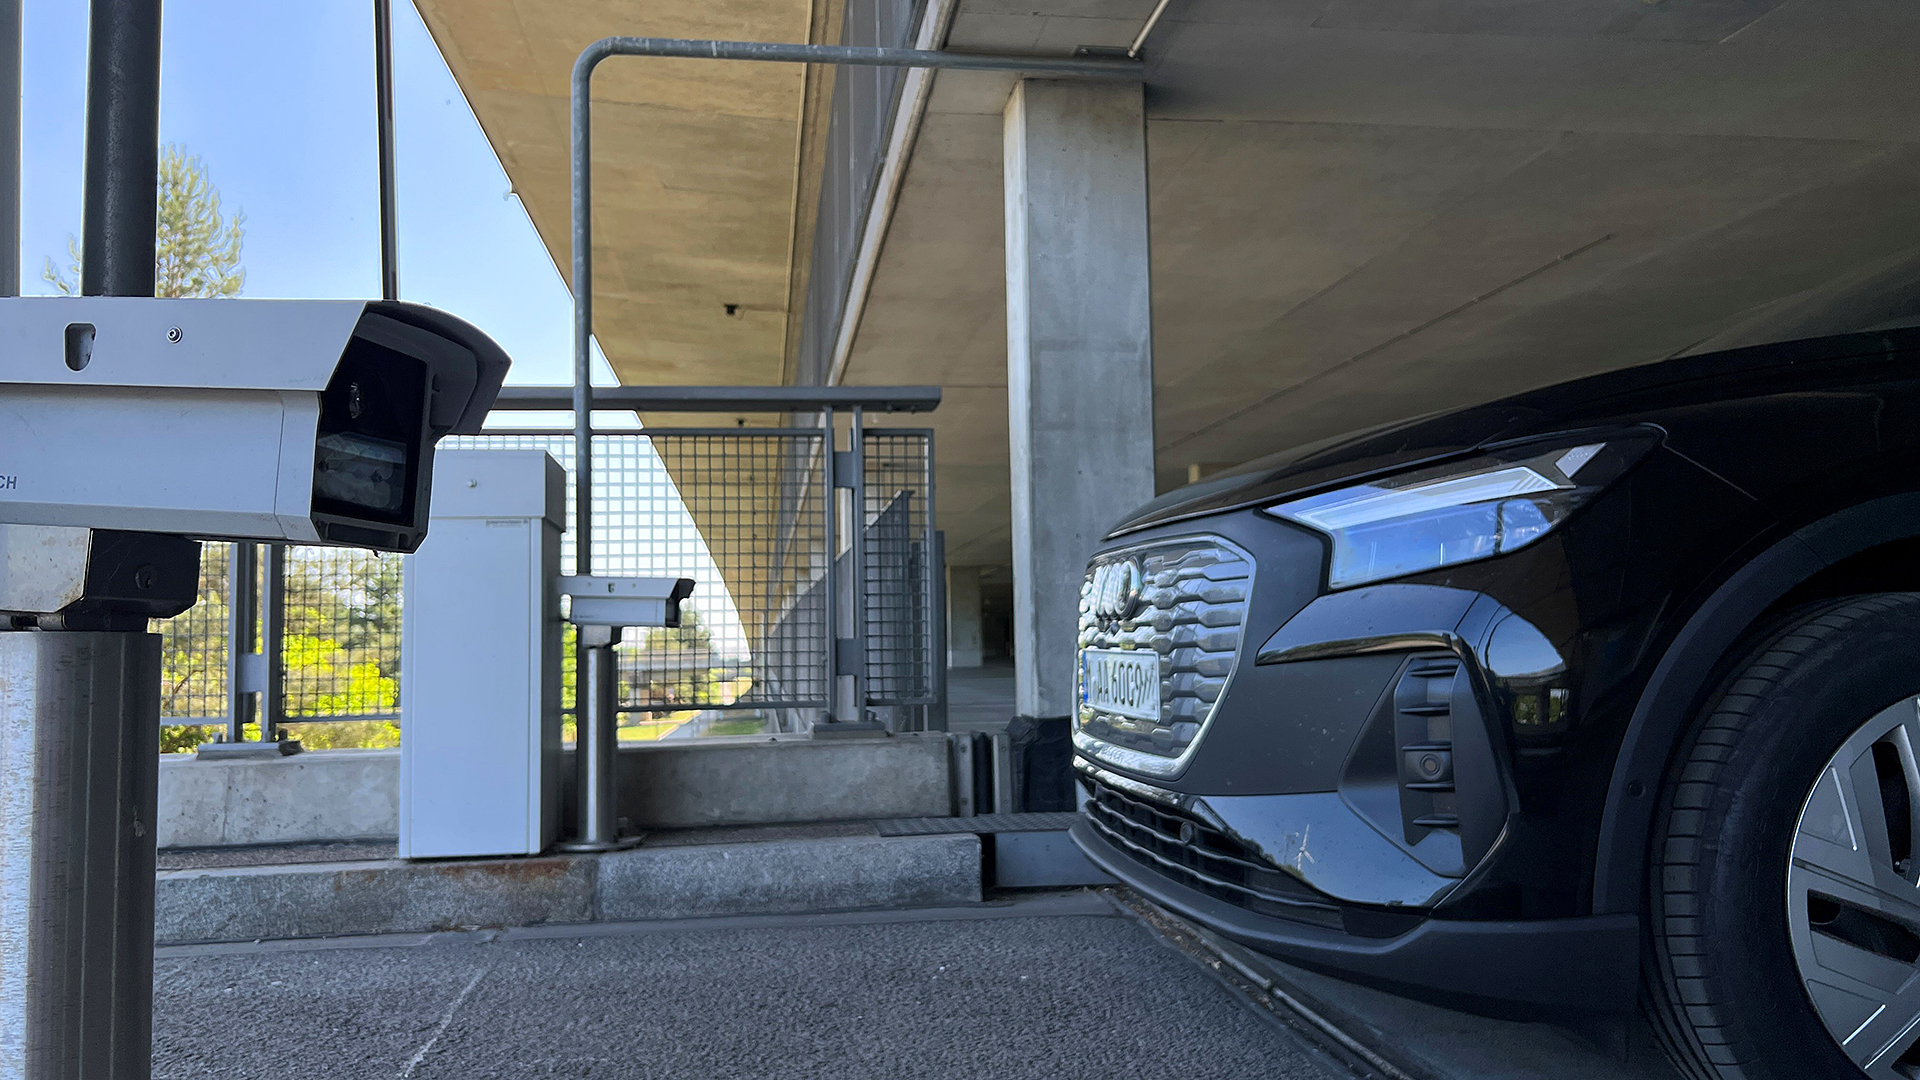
[155,833,980,946]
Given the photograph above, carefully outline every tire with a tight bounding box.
[1646,594,1920,1080]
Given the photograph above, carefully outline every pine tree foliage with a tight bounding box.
[42,143,245,298]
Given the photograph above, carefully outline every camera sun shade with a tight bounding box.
[0,297,510,554]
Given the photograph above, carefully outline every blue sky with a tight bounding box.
[21,1,750,658]
[21,0,615,390]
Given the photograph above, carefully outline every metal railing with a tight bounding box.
[480,385,945,733]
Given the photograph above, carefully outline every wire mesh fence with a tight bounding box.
[281,547,403,721]
[156,541,230,724]
[447,430,835,725]
[156,423,937,741]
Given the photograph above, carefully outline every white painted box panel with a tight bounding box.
[400,451,564,857]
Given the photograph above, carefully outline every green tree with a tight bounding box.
[637,607,722,706]
[43,143,245,297]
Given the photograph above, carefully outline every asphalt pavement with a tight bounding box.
[152,892,1358,1080]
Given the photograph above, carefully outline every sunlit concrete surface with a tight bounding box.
[151,894,1348,1080]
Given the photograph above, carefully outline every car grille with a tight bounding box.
[1081,776,1341,929]
[1075,537,1253,776]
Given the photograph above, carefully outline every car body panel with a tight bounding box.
[1074,327,1920,1011]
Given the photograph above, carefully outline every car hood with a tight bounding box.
[1110,326,1920,537]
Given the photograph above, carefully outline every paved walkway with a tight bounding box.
[152,893,1353,1080]
[946,662,1016,734]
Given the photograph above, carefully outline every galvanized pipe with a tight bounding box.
[566,35,1137,744]
[80,0,162,298]
[568,36,1137,575]
[559,628,622,851]
[0,632,162,1079]
[373,0,399,302]
[223,542,257,743]
[0,0,19,298]
[497,383,940,413]
[848,405,866,722]
[262,544,287,744]
[820,407,837,721]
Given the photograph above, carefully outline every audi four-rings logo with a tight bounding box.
[1087,558,1145,621]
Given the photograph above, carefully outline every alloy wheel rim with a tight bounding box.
[1789,697,1920,1078]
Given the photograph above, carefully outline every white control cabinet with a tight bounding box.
[400,450,566,857]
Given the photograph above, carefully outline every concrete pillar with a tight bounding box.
[1003,79,1156,721]
[948,565,985,668]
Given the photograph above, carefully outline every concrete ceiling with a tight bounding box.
[416,0,842,639]
[414,0,834,389]
[427,0,1920,596]
[841,0,1920,573]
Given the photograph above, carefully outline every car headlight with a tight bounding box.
[1267,428,1660,589]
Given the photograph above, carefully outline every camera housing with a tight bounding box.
[0,297,509,553]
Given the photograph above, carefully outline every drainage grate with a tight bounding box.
[1082,778,1342,929]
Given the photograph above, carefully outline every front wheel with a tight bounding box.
[1647,595,1920,1080]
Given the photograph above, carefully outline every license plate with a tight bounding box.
[1081,649,1161,723]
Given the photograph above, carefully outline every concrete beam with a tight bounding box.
[948,565,985,668]
[1002,79,1156,718]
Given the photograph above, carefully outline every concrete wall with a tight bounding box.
[158,749,399,849]
[948,565,985,668]
[610,733,952,829]
[159,735,954,849]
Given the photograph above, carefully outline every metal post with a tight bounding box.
[0,0,19,298]
[2,8,171,1078]
[819,406,836,724]
[0,632,162,1078]
[928,529,948,732]
[80,0,161,298]
[560,625,622,851]
[570,54,596,585]
[848,405,867,721]
[223,542,257,743]
[261,544,290,746]
[373,0,398,302]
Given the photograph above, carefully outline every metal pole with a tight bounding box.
[820,406,837,722]
[223,542,257,743]
[1,7,174,1078]
[0,0,20,298]
[80,0,162,298]
[570,53,595,583]
[373,0,398,302]
[560,626,622,850]
[849,405,867,723]
[262,544,289,746]
[0,632,162,1077]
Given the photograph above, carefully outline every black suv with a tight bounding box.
[1070,327,1920,1080]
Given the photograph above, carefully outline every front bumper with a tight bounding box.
[1073,816,1638,1014]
